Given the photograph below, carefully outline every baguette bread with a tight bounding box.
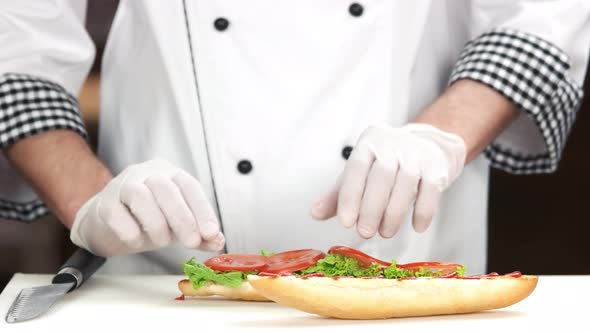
[247,274,538,319]
[178,279,269,302]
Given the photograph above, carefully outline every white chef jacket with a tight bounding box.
[0,0,589,275]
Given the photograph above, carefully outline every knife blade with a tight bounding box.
[5,248,106,323]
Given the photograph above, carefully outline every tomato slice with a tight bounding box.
[396,262,463,276]
[257,271,293,277]
[264,249,326,273]
[327,246,391,268]
[460,273,494,279]
[505,271,522,278]
[204,254,268,272]
[460,272,505,279]
[439,272,458,279]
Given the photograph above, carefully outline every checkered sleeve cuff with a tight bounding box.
[0,73,87,222]
[0,73,88,149]
[0,198,48,222]
[450,28,583,174]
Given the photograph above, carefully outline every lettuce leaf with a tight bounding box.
[352,262,384,277]
[414,267,440,278]
[383,261,468,278]
[260,249,275,257]
[456,265,467,277]
[382,260,415,279]
[298,254,383,277]
[182,257,247,289]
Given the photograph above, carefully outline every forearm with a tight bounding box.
[413,79,518,164]
[3,130,112,229]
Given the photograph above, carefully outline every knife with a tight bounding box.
[5,248,106,323]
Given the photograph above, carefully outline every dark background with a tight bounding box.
[1,1,589,292]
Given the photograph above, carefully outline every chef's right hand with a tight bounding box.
[69,159,225,257]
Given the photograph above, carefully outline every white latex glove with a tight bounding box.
[70,159,225,257]
[312,123,466,239]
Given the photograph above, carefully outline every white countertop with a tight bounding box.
[1,274,588,331]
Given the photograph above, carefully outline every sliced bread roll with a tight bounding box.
[247,275,538,319]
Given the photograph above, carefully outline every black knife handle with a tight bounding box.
[51,248,106,292]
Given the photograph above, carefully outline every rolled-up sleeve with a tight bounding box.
[0,0,95,221]
[449,0,590,174]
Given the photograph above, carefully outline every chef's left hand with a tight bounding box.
[311,123,466,239]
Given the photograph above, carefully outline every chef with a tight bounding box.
[1,1,589,275]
